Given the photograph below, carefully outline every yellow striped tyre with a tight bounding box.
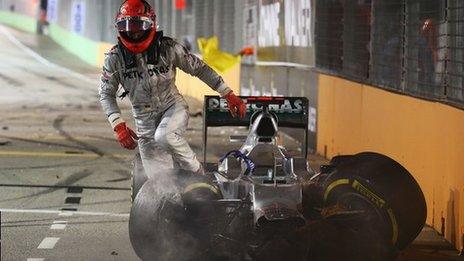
[319,152,426,254]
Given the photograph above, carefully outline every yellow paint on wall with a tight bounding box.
[317,74,464,250]
[175,62,241,101]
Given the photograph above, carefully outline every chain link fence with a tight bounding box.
[447,0,464,103]
[316,0,464,108]
[404,0,446,99]
[342,0,371,82]
[315,0,343,72]
[371,0,404,90]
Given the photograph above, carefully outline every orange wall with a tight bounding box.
[317,74,464,250]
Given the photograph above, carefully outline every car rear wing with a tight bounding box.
[203,96,309,163]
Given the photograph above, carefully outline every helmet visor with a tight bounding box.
[116,17,154,43]
[116,17,153,32]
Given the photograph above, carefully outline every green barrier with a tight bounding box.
[0,10,110,67]
[0,11,36,33]
[48,23,99,66]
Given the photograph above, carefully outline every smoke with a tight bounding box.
[129,147,209,261]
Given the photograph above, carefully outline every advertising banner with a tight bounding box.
[255,0,315,65]
[71,0,85,35]
[46,0,58,23]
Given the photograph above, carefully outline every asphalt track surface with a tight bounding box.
[0,26,460,261]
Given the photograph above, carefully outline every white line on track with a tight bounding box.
[0,26,96,85]
[58,211,74,217]
[27,258,45,261]
[0,208,129,218]
[50,221,68,230]
[37,237,60,249]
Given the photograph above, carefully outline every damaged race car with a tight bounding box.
[129,96,427,261]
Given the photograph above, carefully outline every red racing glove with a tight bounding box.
[224,91,246,118]
[114,122,139,150]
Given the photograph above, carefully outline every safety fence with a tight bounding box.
[316,0,464,108]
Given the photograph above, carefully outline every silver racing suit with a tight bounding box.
[99,34,231,174]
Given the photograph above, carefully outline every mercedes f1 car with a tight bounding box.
[129,96,427,260]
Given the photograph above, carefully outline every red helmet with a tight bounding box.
[115,0,156,53]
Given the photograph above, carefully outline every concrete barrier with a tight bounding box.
[317,73,464,251]
[0,10,36,33]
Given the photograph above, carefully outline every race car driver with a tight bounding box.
[99,0,246,175]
